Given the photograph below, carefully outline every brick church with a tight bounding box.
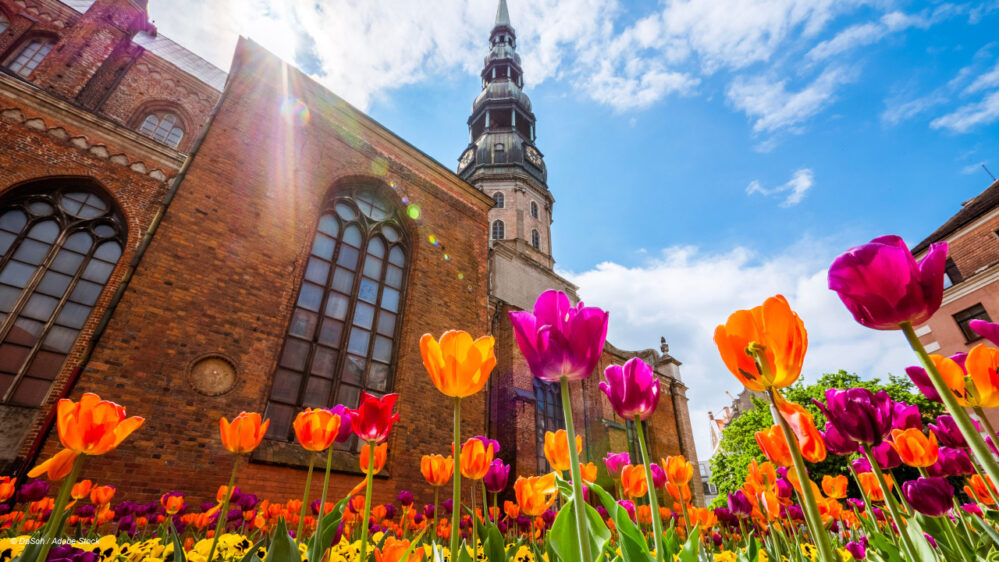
[0,0,700,506]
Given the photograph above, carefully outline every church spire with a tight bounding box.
[495,0,511,28]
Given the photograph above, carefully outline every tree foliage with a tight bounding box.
[708,370,943,507]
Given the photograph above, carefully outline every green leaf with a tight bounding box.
[548,499,610,562]
[737,536,758,562]
[677,524,700,562]
[904,516,937,562]
[589,482,650,561]
[264,517,302,562]
[170,521,188,562]
[484,524,507,562]
[866,532,903,562]
[306,496,348,562]
[456,540,475,562]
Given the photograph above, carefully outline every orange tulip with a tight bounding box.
[745,460,777,495]
[28,448,79,481]
[54,393,144,456]
[760,490,781,520]
[360,442,388,474]
[690,506,717,529]
[755,425,792,467]
[965,474,997,505]
[514,473,558,516]
[219,412,269,454]
[293,408,342,451]
[663,455,694,485]
[0,477,15,503]
[891,428,938,468]
[579,462,598,484]
[821,475,848,499]
[162,493,185,515]
[459,438,494,480]
[90,485,115,505]
[420,331,496,398]
[420,454,453,487]
[375,536,424,562]
[818,497,843,524]
[621,464,649,498]
[71,480,92,500]
[666,482,691,504]
[774,394,826,463]
[858,472,892,503]
[713,295,807,391]
[543,429,582,472]
[504,500,520,519]
[961,345,999,408]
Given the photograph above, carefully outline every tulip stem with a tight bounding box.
[861,444,919,561]
[359,439,376,562]
[450,396,462,560]
[433,486,439,540]
[766,389,836,562]
[918,466,972,560]
[35,453,85,562]
[482,481,490,524]
[207,455,240,562]
[901,322,999,490]
[315,444,334,545]
[560,376,593,562]
[296,454,316,542]
[635,418,666,561]
[888,468,913,516]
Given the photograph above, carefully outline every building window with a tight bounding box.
[530,201,538,218]
[943,258,963,289]
[531,229,540,249]
[0,184,124,406]
[954,303,991,343]
[0,13,10,35]
[138,112,184,148]
[492,192,504,208]
[491,220,504,240]
[264,185,409,446]
[8,39,54,78]
[534,379,565,474]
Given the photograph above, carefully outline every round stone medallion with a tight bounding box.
[188,355,238,396]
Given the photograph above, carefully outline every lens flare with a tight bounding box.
[371,157,389,176]
[407,204,421,219]
[279,96,310,126]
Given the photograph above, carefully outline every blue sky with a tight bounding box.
[149,0,999,460]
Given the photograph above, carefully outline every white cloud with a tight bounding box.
[932,90,999,132]
[560,239,914,464]
[727,66,856,133]
[746,168,815,206]
[962,161,990,174]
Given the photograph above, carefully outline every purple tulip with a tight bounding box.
[924,533,938,549]
[397,490,414,507]
[712,533,723,548]
[822,422,859,455]
[828,235,948,330]
[961,503,983,517]
[508,290,609,382]
[785,505,805,521]
[872,441,902,470]
[441,498,453,515]
[603,452,630,479]
[846,541,867,560]
[847,498,865,511]
[483,459,510,493]
[600,357,660,421]
[650,463,667,489]
[905,366,942,403]
[776,478,793,501]
[18,479,50,503]
[851,457,872,474]
[383,504,396,519]
[618,500,637,522]
[423,504,435,519]
[891,401,923,431]
[902,477,954,517]
[929,415,968,449]
[541,509,556,527]
[814,388,893,445]
[970,319,999,347]
[927,447,973,477]
[728,490,752,519]
[595,506,609,519]
[328,404,355,443]
[475,435,500,455]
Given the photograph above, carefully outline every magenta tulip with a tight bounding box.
[929,415,968,449]
[971,319,999,346]
[891,401,922,431]
[483,459,510,493]
[600,357,660,421]
[902,477,954,517]
[871,440,901,470]
[814,388,893,446]
[828,235,948,330]
[508,290,609,382]
[603,452,630,479]
[328,404,354,443]
[926,447,973,477]
[905,366,942,403]
[823,422,859,456]
[650,463,666,489]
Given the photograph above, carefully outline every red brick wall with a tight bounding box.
[945,210,999,280]
[34,40,492,508]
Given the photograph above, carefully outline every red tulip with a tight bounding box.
[349,392,400,444]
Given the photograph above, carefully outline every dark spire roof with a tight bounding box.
[495,0,511,28]
[912,178,999,255]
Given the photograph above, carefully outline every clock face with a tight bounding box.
[459,149,474,170]
[525,146,542,166]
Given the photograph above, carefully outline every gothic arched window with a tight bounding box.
[531,229,540,250]
[491,220,504,241]
[530,201,539,218]
[534,379,565,473]
[265,184,410,443]
[138,111,184,148]
[492,192,504,208]
[8,38,54,78]
[0,183,124,406]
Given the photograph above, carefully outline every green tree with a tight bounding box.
[708,370,943,507]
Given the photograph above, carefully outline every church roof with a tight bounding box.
[495,0,511,27]
[912,178,999,255]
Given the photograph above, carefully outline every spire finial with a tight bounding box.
[495,0,511,27]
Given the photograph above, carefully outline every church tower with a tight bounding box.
[458,0,556,272]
